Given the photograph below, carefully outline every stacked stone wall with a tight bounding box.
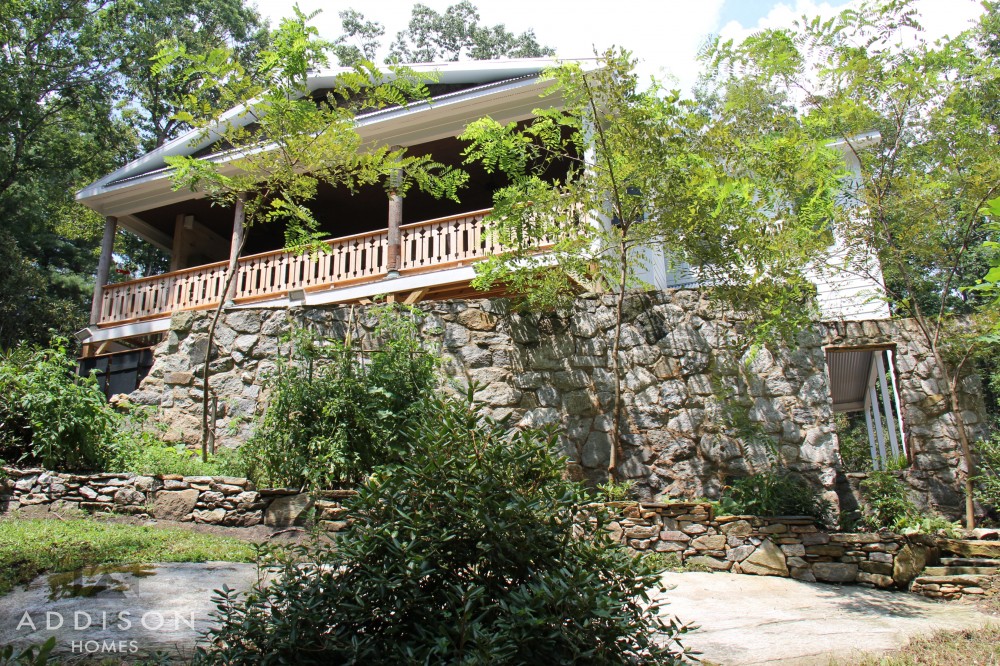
[129,290,986,518]
[0,467,352,532]
[603,501,935,589]
[2,471,936,590]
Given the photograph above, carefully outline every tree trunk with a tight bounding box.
[608,240,628,481]
[201,195,246,461]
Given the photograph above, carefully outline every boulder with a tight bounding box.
[264,493,314,527]
[152,489,199,520]
[739,539,789,577]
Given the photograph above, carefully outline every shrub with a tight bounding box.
[239,304,437,489]
[0,340,114,470]
[106,407,240,477]
[973,434,1000,513]
[858,471,960,535]
[197,392,690,664]
[597,478,636,502]
[720,469,829,519]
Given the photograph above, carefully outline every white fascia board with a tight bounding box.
[83,317,172,343]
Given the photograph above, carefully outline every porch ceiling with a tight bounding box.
[826,349,873,412]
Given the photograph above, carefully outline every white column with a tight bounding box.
[90,215,118,325]
[864,391,880,471]
[875,351,901,459]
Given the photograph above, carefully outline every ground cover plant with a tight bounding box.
[857,471,960,535]
[238,304,437,489]
[197,391,690,664]
[0,516,255,595]
[845,624,1000,665]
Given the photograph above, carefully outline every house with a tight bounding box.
[75,58,981,513]
[76,59,596,352]
[76,57,885,350]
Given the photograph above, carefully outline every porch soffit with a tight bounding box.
[77,66,578,221]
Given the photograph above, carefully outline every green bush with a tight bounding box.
[197,392,690,664]
[973,434,1000,513]
[0,340,114,470]
[858,471,960,535]
[106,407,240,477]
[239,304,437,489]
[720,469,829,520]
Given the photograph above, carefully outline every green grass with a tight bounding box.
[844,625,1000,665]
[0,516,255,595]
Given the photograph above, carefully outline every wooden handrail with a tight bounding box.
[97,209,499,327]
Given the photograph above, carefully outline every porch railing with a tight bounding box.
[98,209,499,325]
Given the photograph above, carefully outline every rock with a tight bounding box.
[114,488,145,506]
[152,489,199,520]
[193,508,226,523]
[727,545,756,562]
[78,486,98,500]
[893,543,932,587]
[687,556,732,571]
[721,519,752,537]
[692,535,727,551]
[812,562,859,583]
[264,493,314,527]
[739,539,789,577]
[134,476,155,492]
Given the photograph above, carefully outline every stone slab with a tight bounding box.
[655,572,994,665]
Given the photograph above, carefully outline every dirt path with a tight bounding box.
[657,572,996,665]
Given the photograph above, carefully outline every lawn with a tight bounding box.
[0,516,255,595]
[850,625,1000,665]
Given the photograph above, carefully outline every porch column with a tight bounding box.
[225,195,246,303]
[170,213,186,271]
[386,150,403,278]
[89,215,118,325]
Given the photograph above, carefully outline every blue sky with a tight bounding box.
[718,0,849,26]
[251,0,983,92]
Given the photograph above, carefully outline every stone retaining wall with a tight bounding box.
[0,468,351,532]
[129,290,987,519]
[2,469,935,590]
[602,502,936,589]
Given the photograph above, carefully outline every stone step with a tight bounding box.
[938,538,1000,559]
[913,574,989,586]
[940,557,1000,567]
[921,566,1000,576]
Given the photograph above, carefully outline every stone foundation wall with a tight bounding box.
[129,290,987,518]
[0,468,352,532]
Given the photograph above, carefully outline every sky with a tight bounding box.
[250,0,986,93]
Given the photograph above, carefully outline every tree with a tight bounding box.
[198,392,689,664]
[101,0,269,151]
[327,1,554,67]
[389,1,554,62]
[155,7,467,457]
[707,0,1000,528]
[460,49,843,480]
[0,0,137,347]
[0,0,271,347]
